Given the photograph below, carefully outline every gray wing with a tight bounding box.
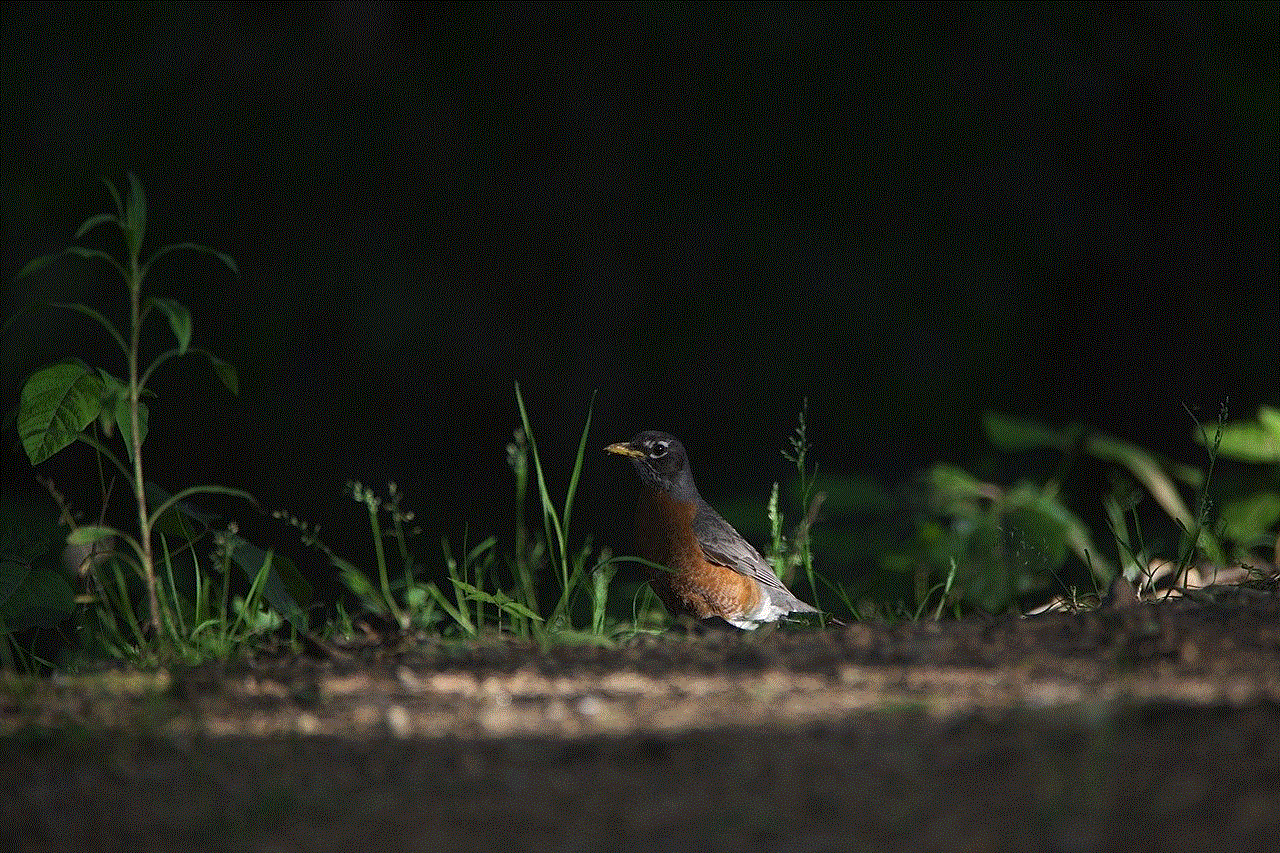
[692,501,819,613]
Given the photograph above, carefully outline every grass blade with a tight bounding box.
[514,383,567,585]
[560,390,597,537]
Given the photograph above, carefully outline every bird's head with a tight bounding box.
[605,431,698,498]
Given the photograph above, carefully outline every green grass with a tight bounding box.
[280,383,667,648]
[7,387,1277,670]
[4,176,1277,672]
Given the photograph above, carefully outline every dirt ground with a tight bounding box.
[4,591,1280,853]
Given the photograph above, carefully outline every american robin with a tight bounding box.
[606,431,819,629]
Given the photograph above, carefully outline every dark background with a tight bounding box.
[3,3,1276,584]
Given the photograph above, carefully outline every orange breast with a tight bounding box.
[634,490,762,621]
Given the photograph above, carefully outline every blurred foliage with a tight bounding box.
[777,406,1278,619]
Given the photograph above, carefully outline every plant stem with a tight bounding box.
[127,253,159,634]
[366,495,405,628]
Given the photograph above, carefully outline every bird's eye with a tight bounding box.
[650,440,669,458]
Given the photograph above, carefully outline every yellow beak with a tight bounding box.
[605,442,644,458]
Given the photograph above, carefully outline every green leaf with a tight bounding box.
[124,172,147,257]
[227,536,309,632]
[143,243,239,279]
[65,246,127,281]
[338,565,384,613]
[148,297,192,354]
[146,484,257,531]
[1103,437,1214,571]
[0,559,27,619]
[0,563,75,632]
[266,550,313,613]
[95,371,123,437]
[450,578,543,621]
[922,464,999,515]
[1000,489,1070,574]
[18,361,105,465]
[1259,406,1280,435]
[465,535,498,565]
[66,525,117,546]
[75,212,120,239]
[1200,407,1280,463]
[116,398,148,463]
[96,405,116,438]
[1219,492,1280,545]
[205,353,239,395]
[144,482,220,543]
[101,177,124,218]
[15,253,60,281]
[19,302,128,356]
[59,301,129,354]
[423,582,472,634]
[983,411,1074,451]
[1032,491,1113,580]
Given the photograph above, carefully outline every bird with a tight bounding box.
[605,430,820,629]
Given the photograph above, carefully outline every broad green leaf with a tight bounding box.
[75,212,119,239]
[1259,406,1280,435]
[1200,407,1280,463]
[66,525,117,546]
[1003,487,1109,579]
[18,362,105,465]
[143,243,239,279]
[90,371,115,398]
[1041,496,1113,580]
[1219,491,1280,545]
[265,550,313,612]
[148,297,192,354]
[983,411,1073,451]
[0,564,75,631]
[125,172,147,257]
[227,536,309,632]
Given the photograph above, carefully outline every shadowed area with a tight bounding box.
[4,598,1279,852]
